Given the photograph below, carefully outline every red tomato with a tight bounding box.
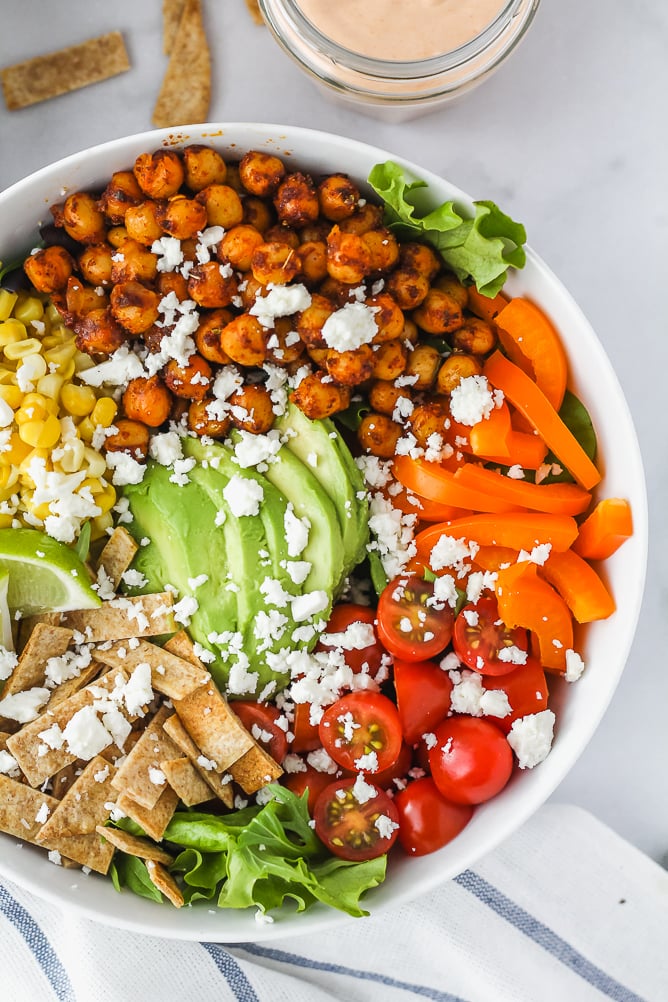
[313,777,400,861]
[394,658,453,745]
[319,691,402,774]
[372,742,412,793]
[429,717,513,805]
[316,603,387,678]
[284,765,337,813]
[376,574,454,662]
[394,777,474,856]
[232,701,288,763]
[482,657,549,734]
[453,595,528,676]
[291,702,321,753]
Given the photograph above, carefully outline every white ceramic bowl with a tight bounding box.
[0,123,647,941]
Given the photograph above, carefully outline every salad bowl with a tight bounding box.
[0,123,647,940]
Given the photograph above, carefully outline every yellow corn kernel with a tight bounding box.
[90,512,113,539]
[16,352,47,387]
[0,466,19,490]
[15,393,51,424]
[0,513,13,528]
[4,337,41,361]
[0,367,17,384]
[44,341,76,366]
[56,437,85,473]
[0,318,27,347]
[73,352,95,374]
[80,476,105,497]
[60,383,97,417]
[13,296,45,325]
[18,414,61,449]
[2,432,32,466]
[0,384,22,409]
[82,447,107,479]
[42,329,72,350]
[95,482,117,514]
[90,397,118,428]
[36,372,64,401]
[0,290,18,322]
[77,416,95,443]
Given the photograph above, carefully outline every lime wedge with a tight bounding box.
[0,528,102,616]
[0,571,13,650]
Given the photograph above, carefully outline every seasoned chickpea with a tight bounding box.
[307,346,329,366]
[386,268,430,310]
[105,418,150,460]
[228,384,275,434]
[187,261,238,308]
[133,150,185,199]
[196,184,244,228]
[325,344,375,386]
[412,288,463,335]
[123,375,172,427]
[66,276,107,317]
[295,293,335,349]
[274,172,320,228]
[183,145,227,191]
[367,292,404,343]
[73,308,126,355]
[318,276,360,307]
[402,317,420,345]
[291,370,350,420]
[143,324,166,354]
[164,355,212,401]
[238,275,267,309]
[361,228,400,273]
[156,271,189,301]
[195,309,233,364]
[219,224,264,272]
[398,242,441,280]
[339,203,383,235]
[220,314,269,367]
[124,201,164,246]
[368,380,412,417]
[59,191,107,244]
[299,220,332,243]
[297,240,328,286]
[107,226,129,248]
[251,241,300,286]
[243,196,275,233]
[110,281,160,335]
[98,171,143,224]
[452,316,497,356]
[23,245,74,293]
[239,151,286,197]
[317,174,360,221]
[326,226,371,284]
[372,339,407,381]
[434,272,469,310]
[404,342,441,390]
[157,196,208,240]
[224,162,243,194]
[187,398,231,438]
[357,412,402,459]
[436,352,483,394]
[265,317,306,365]
[78,244,113,286]
[110,238,158,283]
[264,225,300,250]
[409,402,450,448]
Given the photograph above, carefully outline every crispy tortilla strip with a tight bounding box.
[159,756,213,807]
[0,731,11,752]
[17,612,62,652]
[0,775,58,843]
[1,32,130,111]
[43,828,115,875]
[162,714,234,807]
[146,859,184,908]
[36,756,116,839]
[50,762,83,800]
[2,624,73,698]
[6,669,129,787]
[152,0,210,128]
[60,594,176,643]
[111,706,180,809]
[94,638,209,700]
[244,0,264,26]
[46,660,102,709]
[96,527,139,590]
[163,0,187,54]
[230,742,283,795]
[117,784,179,842]
[95,824,173,864]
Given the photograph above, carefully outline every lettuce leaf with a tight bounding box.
[367,161,526,298]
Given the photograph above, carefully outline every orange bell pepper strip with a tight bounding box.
[393,456,524,514]
[453,465,592,516]
[468,401,512,459]
[539,549,616,622]
[495,562,573,672]
[494,298,568,411]
[572,498,633,560]
[475,430,548,470]
[380,482,471,523]
[472,545,519,571]
[466,285,509,323]
[415,513,579,567]
[484,351,601,491]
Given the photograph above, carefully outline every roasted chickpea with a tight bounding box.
[368,380,412,417]
[326,226,371,284]
[372,339,407,381]
[357,412,402,459]
[98,171,143,224]
[367,292,405,343]
[274,172,320,229]
[195,309,233,364]
[78,244,113,286]
[187,261,238,308]
[297,240,328,286]
[157,196,208,240]
[242,196,275,233]
[317,277,361,307]
[251,241,300,286]
[133,150,185,199]
[295,293,336,349]
[361,228,400,273]
[196,184,244,228]
[404,342,441,390]
[398,242,441,280]
[339,203,384,235]
[228,384,275,434]
[123,375,172,427]
[220,314,269,367]
[386,268,430,310]
[60,191,107,244]
[291,370,350,420]
[219,225,264,272]
[263,225,300,250]
[110,281,160,335]
[265,317,306,365]
[237,275,267,309]
[409,402,450,448]
[65,276,107,317]
[434,272,469,310]
[239,151,286,197]
[143,324,167,354]
[183,145,227,191]
[164,355,212,401]
[317,174,360,221]
[110,239,158,283]
[155,271,189,301]
[402,317,420,345]
[436,353,483,394]
[412,288,463,335]
[73,308,127,355]
[325,344,375,386]
[187,398,231,438]
[107,226,129,248]
[124,201,164,246]
[23,245,74,294]
[105,418,150,460]
[299,220,332,243]
[452,317,497,356]
[224,162,243,194]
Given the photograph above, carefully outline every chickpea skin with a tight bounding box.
[164,355,213,401]
[436,353,483,394]
[228,385,275,434]
[98,171,143,224]
[243,196,275,233]
[317,174,360,221]
[196,184,244,228]
[265,317,306,365]
[295,293,336,349]
[73,308,127,356]
[297,240,328,286]
[183,145,227,191]
[105,419,150,460]
[219,225,264,272]
[23,245,74,294]
[156,271,189,301]
[187,261,238,308]
[398,242,441,280]
[291,371,351,420]
[434,272,469,310]
[325,344,375,386]
[251,241,300,286]
[66,277,107,317]
[367,292,405,343]
[188,399,231,438]
[61,191,107,244]
[412,288,463,335]
[326,226,371,284]
[110,239,158,284]
[404,343,441,390]
[452,317,497,356]
[195,309,233,364]
[361,228,400,273]
[239,151,286,197]
[110,281,160,335]
[220,314,269,367]
[368,380,412,417]
[357,412,402,459]
[372,339,407,381]
[274,172,320,229]
[339,203,384,235]
[409,403,450,448]
[124,201,164,246]
[78,244,113,287]
[123,376,172,427]
[386,268,430,310]
[133,150,185,199]
[157,196,208,240]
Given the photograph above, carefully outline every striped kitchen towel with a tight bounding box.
[0,803,666,1002]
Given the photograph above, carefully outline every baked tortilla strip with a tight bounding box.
[95,824,173,864]
[60,593,176,643]
[0,775,58,843]
[42,829,115,875]
[96,527,139,590]
[162,0,186,54]
[17,612,62,652]
[159,756,214,807]
[1,623,73,697]
[111,706,180,810]
[162,713,234,807]
[46,660,103,709]
[94,638,210,700]
[146,859,184,907]
[152,0,211,128]
[116,784,179,842]
[36,756,117,839]
[229,742,283,795]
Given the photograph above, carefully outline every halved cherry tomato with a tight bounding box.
[291,702,321,753]
[284,765,337,813]
[313,777,400,861]
[482,657,549,734]
[376,574,454,662]
[394,777,474,856]
[453,595,528,676]
[316,603,386,678]
[429,717,513,805]
[232,701,288,763]
[319,692,402,774]
[372,742,413,793]
[394,658,453,745]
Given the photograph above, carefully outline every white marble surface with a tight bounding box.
[0,1,666,861]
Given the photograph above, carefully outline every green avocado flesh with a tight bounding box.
[121,406,369,697]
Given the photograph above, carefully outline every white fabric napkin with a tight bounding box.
[1,803,666,1002]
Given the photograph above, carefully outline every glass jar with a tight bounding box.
[258,0,541,122]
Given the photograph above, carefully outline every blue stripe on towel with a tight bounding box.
[237,942,468,1002]
[202,942,260,1001]
[455,870,646,1002]
[0,884,74,1002]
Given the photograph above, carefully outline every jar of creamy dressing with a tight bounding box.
[258,0,540,121]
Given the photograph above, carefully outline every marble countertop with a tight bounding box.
[0,0,666,862]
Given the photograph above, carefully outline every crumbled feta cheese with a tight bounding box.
[321,301,378,351]
[105,451,146,487]
[223,475,264,517]
[565,649,585,682]
[375,813,400,840]
[122,662,154,716]
[0,686,50,723]
[0,646,18,682]
[249,283,312,328]
[62,706,113,760]
[449,375,501,426]
[507,709,555,768]
[351,772,377,805]
[0,750,20,777]
[149,430,184,466]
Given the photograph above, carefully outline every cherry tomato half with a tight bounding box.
[232,701,288,763]
[482,657,549,734]
[377,574,454,662]
[284,765,337,813]
[372,742,413,793]
[291,702,321,753]
[316,603,387,678]
[313,777,400,861]
[319,692,402,774]
[394,777,474,856]
[429,717,513,805]
[394,658,453,745]
[453,595,528,676]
